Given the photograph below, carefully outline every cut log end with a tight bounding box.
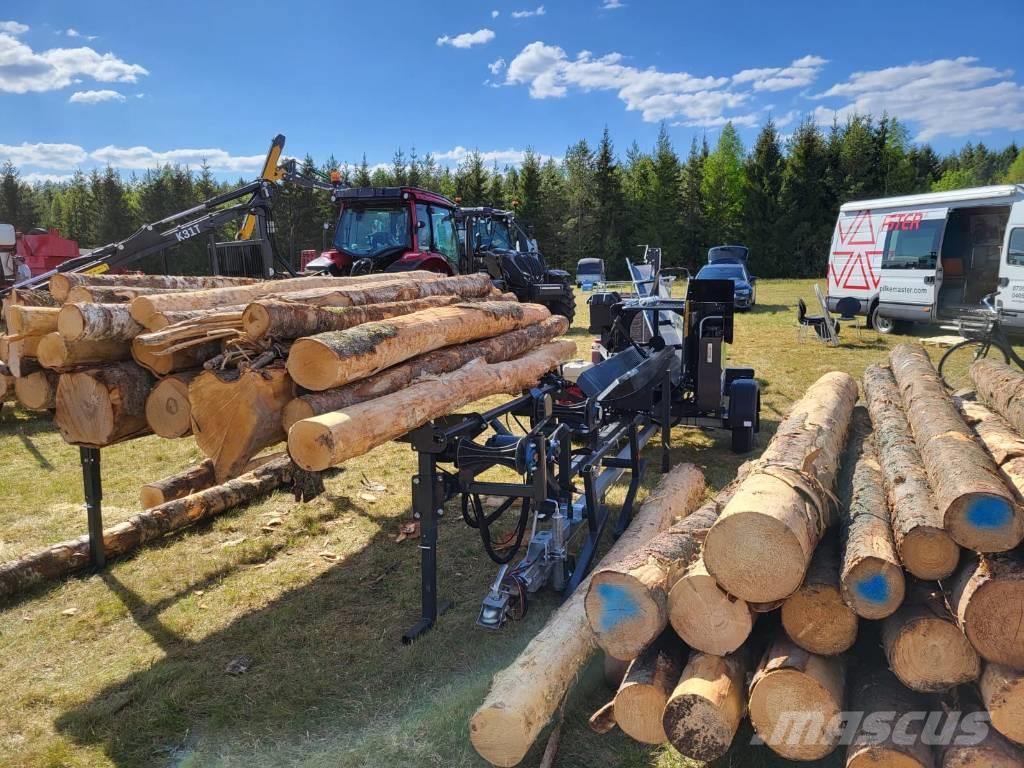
[469,708,532,768]
[583,571,665,661]
[884,615,981,692]
[281,398,315,432]
[284,336,342,391]
[748,668,843,761]
[662,651,747,763]
[667,563,752,656]
[14,370,57,410]
[56,304,86,340]
[945,493,1024,553]
[145,375,193,438]
[287,415,341,471]
[981,663,1024,745]
[899,526,961,580]
[240,302,271,338]
[781,582,859,656]
[842,558,906,620]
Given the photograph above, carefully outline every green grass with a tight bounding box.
[0,280,953,767]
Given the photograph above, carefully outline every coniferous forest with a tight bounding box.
[2,116,1023,279]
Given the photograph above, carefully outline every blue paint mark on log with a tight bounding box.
[854,573,890,604]
[595,583,639,633]
[966,496,1012,530]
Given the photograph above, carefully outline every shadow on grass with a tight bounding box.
[17,431,54,470]
[748,303,791,314]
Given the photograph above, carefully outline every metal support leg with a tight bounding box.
[80,447,105,568]
[660,370,672,473]
[403,450,451,643]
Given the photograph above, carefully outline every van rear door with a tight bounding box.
[878,209,947,323]
[998,204,1024,325]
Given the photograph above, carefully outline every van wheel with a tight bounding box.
[871,305,897,334]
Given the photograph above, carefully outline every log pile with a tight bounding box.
[470,356,1024,767]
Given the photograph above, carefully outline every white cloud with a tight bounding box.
[488,57,506,75]
[21,172,77,184]
[814,56,1024,140]
[65,28,80,37]
[436,28,495,48]
[511,5,545,18]
[0,142,89,167]
[505,41,743,124]
[733,54,827,91]
[68,88,125,104]
[0,20,28,35]
[674,113,761,128]
[602,0,624,8]
[0,32,148,93]
[433,145,558,167]
[491,9,500,17]
[90,145,267,172]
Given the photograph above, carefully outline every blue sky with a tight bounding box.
[2,0,1023,183]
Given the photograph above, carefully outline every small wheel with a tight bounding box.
[871,304,897,334]
[938,340,1010,391]
[731,424,755,453]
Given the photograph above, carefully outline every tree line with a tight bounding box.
[2,115,1023,278]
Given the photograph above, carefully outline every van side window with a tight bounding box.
[1008,228,1024,267]
[882,219,943,270]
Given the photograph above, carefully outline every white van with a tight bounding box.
[826,184,1024,333]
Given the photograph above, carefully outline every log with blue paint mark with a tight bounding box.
[890,344,1024,553]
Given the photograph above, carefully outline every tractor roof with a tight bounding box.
[334,186,456,208]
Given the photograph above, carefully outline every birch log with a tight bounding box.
[863,364,959,579]
[972,357,1024,436]
[276,272,493,309]
[37,333,131,371]
[57,302,144,341]
[947,550,1024,668]
[890,344,1023,552]
[0,457,293,597]
[981,662,1024,744]
[281,316,568,430]
[14,370,57,410]
[66,285,184,304]
[144,370,198,438]
[4,288,59,308]
[289,340,575,471]
[838,406,906,619]
[612,630,686,744]
[190,366,294,481]
[287,301,550,391]
[748,632,846,761]
[845,668,933,768]
[882,579,981,692]
[55,362,154,447]
[703,371,858,603]
[662,649,749,762]
[49,272,259,302]
[469,462,705,768]
[5,305,59,335]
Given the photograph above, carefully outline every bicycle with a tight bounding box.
[938,293,1024,390]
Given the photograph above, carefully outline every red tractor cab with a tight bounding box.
[307,187,461,276]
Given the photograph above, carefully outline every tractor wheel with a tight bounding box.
[548,296,576,325]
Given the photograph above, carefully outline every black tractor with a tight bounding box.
[456,207,576,323]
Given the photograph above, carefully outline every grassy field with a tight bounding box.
[0,279,954,768]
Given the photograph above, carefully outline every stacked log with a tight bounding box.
[48,272,259,302]
[144,371,198,438]
[611,631,686,744]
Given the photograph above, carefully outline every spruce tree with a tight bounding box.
[593,127,625,269]
[779,119,831,277]
[743,120,784,273]
[701,122,745,246]
[651,125,683,264]
[679,137,708,271]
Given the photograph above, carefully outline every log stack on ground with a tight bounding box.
[469,463,705,767]
[48,272,259,302]
[611,631,686,744]
[890,343,1024,552]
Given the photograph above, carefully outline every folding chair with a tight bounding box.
[835,296,863,339]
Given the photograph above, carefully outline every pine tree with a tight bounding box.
[487,163,505,208]
[91,166,132,245]
[743,120,784,273]
[651,125,683,264]
[515,149,543,225]
[538,159,568,267]
[562,139,596,263]
[621,141,658,262]
[701,122,745,246]
[354,155,372,187]
[457,150,488,205]
[407,147,421,188]
[593,128,625,269]
[779,119,831,277]
[678,137,708,271]
[391,148,408,186]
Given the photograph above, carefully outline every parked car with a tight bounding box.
[698,247,757,309]
[575,257,606,287]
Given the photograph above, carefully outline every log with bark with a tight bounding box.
[4,305,59,336]
[957,398,1024,503]
[49,272,259,302]
[947,550,1024,669]
[612,630,686,744]
[143,306,243,331]
[190,366,294,481]
[981,662,1024,745]
[584,465,746,660]
[4,335,42,377]
[890,344,1024,552]
[144,370,198,438]
[845,667,934,768]
[703,371,858,603]
[287,301,551,391]
[0,457,293,597]
[276,271,494,309]
[838,406,906,619]
[57,302,144,342]
[281,316,568,430]
[289,340,576,471]
[748,632,846,762]
[780,530,859,655]
[131,337,221,376]
[54,362,154,447]
[14,370,57,410]
[863,363,960,579]
[126,271,444,324]
[3,288,59,308]
[939,683,1024,768]
[469,462,705,768]
[139,452,285,508]
[882,579,981,692]
[971,357,1024,437]
[66,285,185,304]
[37,333,131,371]
[662,648,749,762]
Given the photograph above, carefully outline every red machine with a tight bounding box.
[15,228,80,276]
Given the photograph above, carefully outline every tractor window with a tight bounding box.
[415,203,431,252]
[431,207,459,269]
[334,205,410,257]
